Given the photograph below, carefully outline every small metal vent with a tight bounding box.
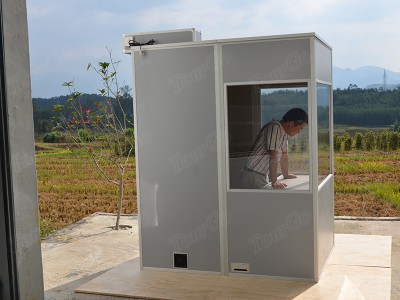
[231,262,250,273]
[173,252,188,268]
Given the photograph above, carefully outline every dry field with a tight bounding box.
[36,143,400,237]
[36,143,137,237]
[334,150,400,217]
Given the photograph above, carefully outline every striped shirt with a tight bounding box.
[245,120,288,176]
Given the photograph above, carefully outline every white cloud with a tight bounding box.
[308,10,400,70]
[133,0,249,38]
[26,1,65,18]
[252,0,344,22]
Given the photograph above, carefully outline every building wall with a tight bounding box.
[2,0,44,298]
[0,190,12,299]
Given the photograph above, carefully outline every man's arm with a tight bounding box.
[280,151,297,179]
[268,150,286,188]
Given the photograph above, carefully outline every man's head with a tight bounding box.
[281,108,308,136]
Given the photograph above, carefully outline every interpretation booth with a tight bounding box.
[123,29,334,281]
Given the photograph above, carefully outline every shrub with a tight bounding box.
[125,127,134,137]
[354,132,363,150]
[389,131,400,150]
[299,134,308,151]
[377,130,388,150]
[344,135,352,151]
[333,134,342,152]
[113,129,135,157]
[77,129,91,142]
[364,131,375,151]
[43,131,65,143]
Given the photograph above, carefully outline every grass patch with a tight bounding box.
[334,182,370,194]
[336,151,400,162]
[369,182,400,207]
[39,218,57,239]
[335,161,396,174]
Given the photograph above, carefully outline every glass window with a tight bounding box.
[227,83,309,190]
[317,83,331,184]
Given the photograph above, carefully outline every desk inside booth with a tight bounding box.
[263,174,310,191]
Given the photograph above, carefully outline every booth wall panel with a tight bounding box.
[134,45,221,272]
[315,39,332,83]
[317,176,335,276]
[222,39,311,83]
[227,192,314,279]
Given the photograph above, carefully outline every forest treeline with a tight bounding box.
[33,89,133,135]
[333,87,400,126]
[33,86,400,135]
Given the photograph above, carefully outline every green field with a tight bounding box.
[334,125,390,135]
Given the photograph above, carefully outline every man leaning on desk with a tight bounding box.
[240,108,308,189]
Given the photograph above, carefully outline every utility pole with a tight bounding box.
[383,69,387,91]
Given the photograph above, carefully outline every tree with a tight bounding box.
[343,132,352,151]
[53,50,134,230]
[347,83,359,90]
[390,119,400,132]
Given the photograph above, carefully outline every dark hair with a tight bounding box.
[281,108,308,125]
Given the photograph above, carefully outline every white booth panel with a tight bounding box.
[222,38,311,83]
[134,45,221,272]
[317,175,334,277]
[315,39,332,83]
[123,28,201,53]
[227,192,314,279]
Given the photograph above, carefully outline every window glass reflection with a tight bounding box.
[228,84,309,190]
[317,83,331,184]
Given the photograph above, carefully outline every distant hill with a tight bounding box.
[31,65,400,97]
[365,83,400,90]
[333,66,400,90]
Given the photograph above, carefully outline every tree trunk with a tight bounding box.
[115,171,124,230]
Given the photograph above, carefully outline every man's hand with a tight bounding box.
[272,173,297,188]
[283,174,297,179]
[272,181,287,189]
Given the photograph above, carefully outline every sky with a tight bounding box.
[27,0,400,98]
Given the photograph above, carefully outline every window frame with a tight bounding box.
[224,80,313,193]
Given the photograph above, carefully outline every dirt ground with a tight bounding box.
[335,192,400,217]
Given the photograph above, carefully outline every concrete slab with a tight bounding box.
[335,219,400,298]
[328,234,391,267]
[74,234,391,299]
[42,214,400,299]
